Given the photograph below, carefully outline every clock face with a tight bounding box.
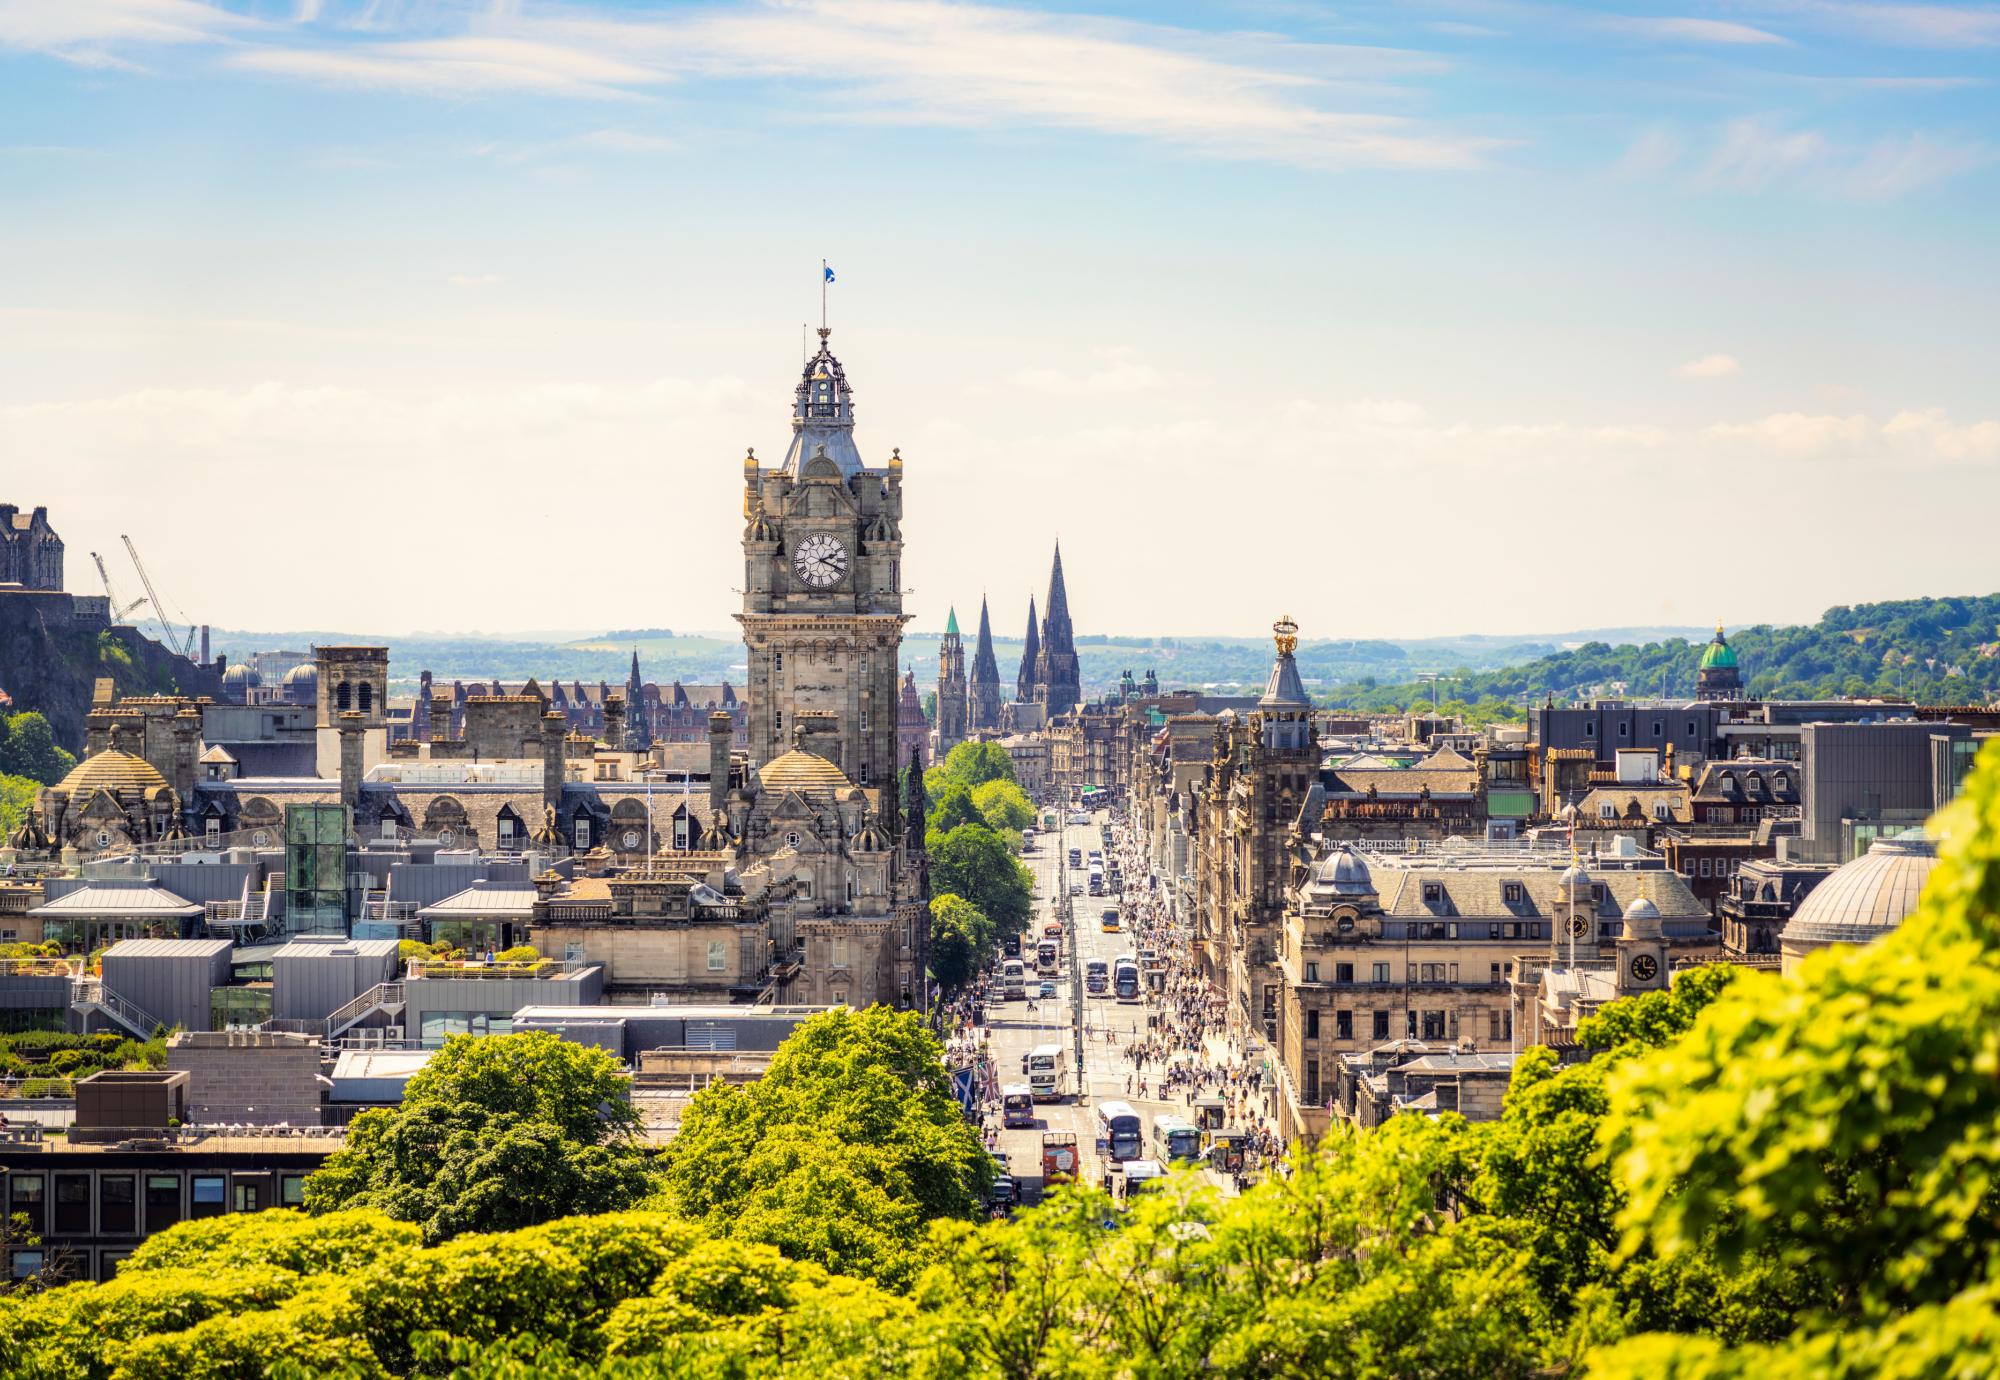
[792,532,849,588]
[1631,953,1659,981]
[1567,914,1591,939]
[622,830,641,850]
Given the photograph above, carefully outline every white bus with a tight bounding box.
[1035,938,1060,975]
[1096,1100,1143,1165]
[1024,1043,1067,1102]
[1001,959,1026,1000]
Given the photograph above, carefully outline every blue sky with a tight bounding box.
[1,0,1995,641]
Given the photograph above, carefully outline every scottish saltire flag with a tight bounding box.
[823,264,836,283]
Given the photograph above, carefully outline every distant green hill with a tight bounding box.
[1319,594,2000,721]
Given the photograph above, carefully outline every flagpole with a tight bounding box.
[821,259,827,331]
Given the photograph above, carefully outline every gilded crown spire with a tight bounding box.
[1273,614,1299,657]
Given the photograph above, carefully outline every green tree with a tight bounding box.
[927,823,1034,938]
[0,712,73,787]
[927,783,984,838]
[304,1031,655,1244]
[928,893,992,991]
[926,741,1016,799]
[971,778,1035,835]
[658,1006,989,1289]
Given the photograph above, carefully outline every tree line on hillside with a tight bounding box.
[11,742,2000,1376]
[1319,591,2000,721]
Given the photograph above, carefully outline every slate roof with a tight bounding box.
[1324,768,1479,800]
[1373,865,1705,922]
[420,884,540,918]
[31,881,204,918]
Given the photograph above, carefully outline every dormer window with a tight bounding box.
[1503,882,1522,905]
[1422,882,1443,905]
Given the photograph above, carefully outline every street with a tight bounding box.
[967,807,1271,1204]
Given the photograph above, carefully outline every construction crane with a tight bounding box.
[89,551,149,624]
[121,535,199,662]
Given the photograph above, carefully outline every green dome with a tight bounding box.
[1700,628,1738,670]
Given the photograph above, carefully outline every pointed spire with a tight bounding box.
[1017,595,1040,701]
[969,596,1003,731]
[1032,542,1080,716]
[971,597,1000,683]
[904,744,928,856]
[944,606,960,639]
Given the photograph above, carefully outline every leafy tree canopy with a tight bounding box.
[926,823,1035,937]
[0,712,74,787]
[928,893,992,991]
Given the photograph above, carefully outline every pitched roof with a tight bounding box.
[31,881,205,918]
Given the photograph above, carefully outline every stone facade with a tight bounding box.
[167,1030,326,1125]
[737,329,907,790]
[0,504,63,591]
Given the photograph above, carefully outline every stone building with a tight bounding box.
[934,607,967,759]
[1025,543,1080,717]
[968,597,1004,734]
[896,668,930,770]
[1192,618,1319,1040]
[737,326,907,790]
[0,504,62,591]
[1777,831,1937,974]
[1273,837,1711,1138]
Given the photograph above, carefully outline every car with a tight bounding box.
[1070,882,1084,895]
[1068,812,1091,825]
[1038,980,1057,998]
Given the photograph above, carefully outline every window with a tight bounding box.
[1600,802,1616,819]
[1503,883,1522,905]
[673,813,690,851]
[234,1181,262,1213]
[1336,1009,1353,1039]
[774,710,783,738]
[336,681,351,711]
[1699,858,1712,877]
[831,938,851,968]
[1335,962,1353,984]
[1421,1010,1447,1040]
[205,818,222,845]
[280,1176,307,1208]
[707,940,727,973]
[100,1176,136,1235]
[1652,720,1662,737]
[1585,722,1596,738]
[1422,882,1443,905]
[1305,961,1319,982]
[574,817,591,850]
[9,1175,44,1235]
[1305,1009,1321,1039]
[1655,803,1670,820]
[1618,723,1629,739]
[774,651,783,672]
[1372,962,1390,984]
[10,1252,43,1280]
[1304,1058,1321,1104]
[144,1175,181,1235]
[53,1175,89,1235]
[190,1176,226,1219]
[1371,1010,1390,1039]
[1489,1010,1504,1042]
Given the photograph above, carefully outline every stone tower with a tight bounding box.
[737,328,908,789]
[934,607,967,758]
[313,646,389,780]
[968,596,1004,733]
[1031,542,1080,717]
[1016,595,1040,702]
[897,667,930,770]
[1614,896,1669,995]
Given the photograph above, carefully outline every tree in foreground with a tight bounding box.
[657,1004,989,1289]
[303,1031,656,1244]
[928,893,992,991]
[927,823,1034,939]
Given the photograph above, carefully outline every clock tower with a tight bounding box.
[738,328,908,788]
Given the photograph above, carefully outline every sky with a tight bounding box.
[1,0,1996,643]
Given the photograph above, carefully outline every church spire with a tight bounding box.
[1017,595,1040,701]
[1032,542,1080,716]
[969,596,1003,732]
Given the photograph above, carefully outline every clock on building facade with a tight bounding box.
[735,328,909,787]
[1630,953,1659,982]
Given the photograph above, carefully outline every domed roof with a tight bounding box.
[1781,832,1937,952]
[1699,626,1738,671]
[222,662,260,688]
[1559,860,1593,894]
[1622,894,1663,938]
[57,749,170,799]
[282,662,318,688]
[1312,847,1374,896]
[757,748,852,793]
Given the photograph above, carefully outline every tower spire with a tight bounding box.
[1017,594,1040,702]
[1031,543,1080,716]
[969,595,1003,732]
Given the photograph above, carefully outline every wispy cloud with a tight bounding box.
[1678,353,1741,378]
[1697,116,1988,197]
[1620,16,1788,44]
[1002,347,1166,398]
[446,273,501,288]
[1758,1,2000,48]
[0,0,250,66]
[210,0,1498,171]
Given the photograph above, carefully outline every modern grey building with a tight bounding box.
[97,938,233,1034]
[270,934,399,1024]
[509,1003,826,1062]
[1797,720,1975,864]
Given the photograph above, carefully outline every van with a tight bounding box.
[1084,959,1109,993]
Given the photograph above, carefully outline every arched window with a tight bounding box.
[359,683,374,714]
[335,681,352,711]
